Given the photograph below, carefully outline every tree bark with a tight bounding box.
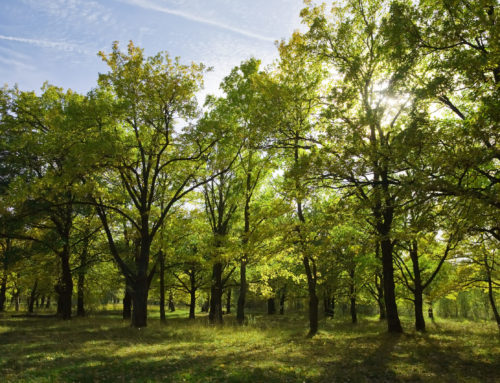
[485,255,500,331]
[267,297,276,315]
[349,270,357,324]
[188,268,197,319]
[159,251,166,322]
[58,247,73,320]
[374,245,386,320]
[350,296,357,324]
[380,238,403,333]
[77,239,88,317]
[130,232,156,328]
[28,280,38,313]
[0,271,6,312]
[324,295,335,318]
[14,291,20,312]
[168,290,175,312]
[201,295,209,312]
[236,259,247,324]
[279,288,286,315]
[225,288,231,314]
[189,290,196,319]
[303,256,319,336]
[410,240,426,332]
[131,275,148,327]
[209,262,223,323]
[376,273,386,320]
[123,284,132,320]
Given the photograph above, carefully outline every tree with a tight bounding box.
[93,41,215,327]
[0,85,99,319]
[201,143,240,324]
[263,31,325,336]
[215,58,274,324]
[394,199,462,331]
[301,0,428,333]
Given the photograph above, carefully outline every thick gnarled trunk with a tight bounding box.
[131,275,148,327]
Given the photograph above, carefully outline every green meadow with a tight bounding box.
[1,310,498,383]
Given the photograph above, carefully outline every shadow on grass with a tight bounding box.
[1,315,498,383]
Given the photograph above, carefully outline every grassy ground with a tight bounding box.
[0,309,498,382]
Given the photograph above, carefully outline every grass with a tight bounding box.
[0,309,498,382]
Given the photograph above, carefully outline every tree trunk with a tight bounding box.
[159,251,166,322]
[189,290,196,319]
[414,289,425,331]
[295,139,318,336]
[411,241,425,332]
[130,235,154,328]
[45,296,51,309]
[324,291,335,318]
[349,268,357,324]
[14,291,20,311]
[58,245,73,320]
[376,274,386,320]
[168,291,175,312]
[188,269,196,319]
[77,240,88,317]
[267,297,276,315]
[428,304,434,320]
[226,288,231,314]
[131,276,148,327]
[209,262,223,323]
[237,259,247,324]
[380,238,403,333]
[76,273,85,317]
[0,271,7,312]
[0,239,9,312]
[201,294,209,312]
[303,256,319,336]
[28,280,38,313]
[279,289,286,315]
[123,284,132,320]
[350,296,357,324]
[485,257,500,331]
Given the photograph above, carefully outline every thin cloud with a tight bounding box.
[0,56,36,71]
[122,0,276,43]
[0,35,90,54]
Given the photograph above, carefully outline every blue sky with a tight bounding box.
[0,0,305,97]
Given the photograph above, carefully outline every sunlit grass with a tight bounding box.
[0,310,498,382]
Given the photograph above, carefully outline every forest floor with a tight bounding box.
[0,309,498,383]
